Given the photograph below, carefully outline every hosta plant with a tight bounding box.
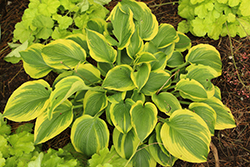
[177,0,250,40]
[3,0,236,166]
[4,0,110,64]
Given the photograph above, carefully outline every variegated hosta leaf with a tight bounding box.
[65,33,89,54]
[48,76,91,119]
[131,89,145,103]
[180,64,219,94]
[160,109,211,163]
[130,101,157,142]
[108,3,135,50]
[3,80,51,122]
[134,52,156,65]
[152,92,182,116]
[71,114,109,157]
[102,65,135,91]
[113,128,140,159]
[174,31,191,52]
[131,145,157,167]
[148,133,177,166]
[155,123,170,156]
[189,102,216,135]
[86,29,117,63]
[73,63,102,85]
[141,70,171,96]
[176,78,211,101]
[34,100,73,144]
[41,39,86,69]
[126,28,144,59]
[20,43,53,79]
[151,23,179,49]
[150,52,169,71]
[202,97,236,130]
[185,44,222,76]
[167,51,184,68]
[132,63,151,91]
[83,90,108,116]
[119,0,158,40]
[110,98,134,133]
[107,91,126,104]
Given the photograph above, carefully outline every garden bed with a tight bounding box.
[0,0,249,166]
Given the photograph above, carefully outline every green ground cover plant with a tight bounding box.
[3,0,236,166]
[0,113,80,167]
[177,0,250,40]
[4,0,110,64]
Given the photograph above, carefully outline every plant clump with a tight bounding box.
[3,0,236,166]
[177,0,250,40]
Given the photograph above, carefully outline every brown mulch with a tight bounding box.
[0,0,249,166]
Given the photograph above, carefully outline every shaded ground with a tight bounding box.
[0,0,249,166]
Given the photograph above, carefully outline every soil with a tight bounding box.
[0,0,249,166]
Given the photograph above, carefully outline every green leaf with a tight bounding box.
[134,52,156,65]
[73,63,102,85]
[186,44,222,76]
[133,63,151,91]
[51,27,72,40]
[160,109,211,163]
[102,65,135,91]
[32,15,54,39]
[110,98,134,133]
[0,113,11,135]
[4,40,29,64]
[120,0,158,40]
[141,70,171,96]
[38,0,60,16]
[65,33,89,54]
[152,92,182,116]
[107,91,126,104]
[20,43,53,79]
[8,131,35,156]
[154,123,171,156]
[108,4,135,49]
[86,29,117,63]
[131,145,157,167]
[84,90,108,116]
[89,146,132,167]
[48,76,91,119]
[28,152,43,167]
[53,15,73,30]
[131,89,145,103]
[130,101,157,142]
[113,128,140,159]
[42,39,86,69]
[202,97,236,130]
[176,78,209,101]
[13,21,33,43]
[151,23,179,49]
[34,100,73,144]
[71,114,109,157]
[166,51,184,68]
[180,64,219,95]
[174,31,191,52]
[148,133,177,166]
[239,0,250,16]
[150,51,169,71]
[189,102,216,135]
[3,80,51,122]
[126,28,144,59]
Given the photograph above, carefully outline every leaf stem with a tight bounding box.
[170,62,189,73]
[73,105,83,109]
[117,49,121,65]
[179,100,191,105]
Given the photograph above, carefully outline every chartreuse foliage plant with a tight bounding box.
[3,0,236,166]
[178,0,250,40]
[0,113,80,167]
[4,0,110,64]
